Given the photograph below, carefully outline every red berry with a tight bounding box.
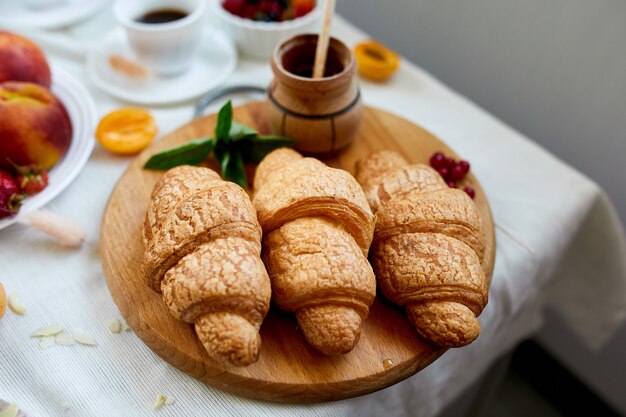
[457,160,470,174]
[429,152,446,170]
[258,0,270,13]
[259,0,280,14]
[463,186,476,199]
[0,169,22,219]
[267,1,282,19]
[222,0,245,16]
[242,4,257,18]
[449,164,467,181]
[437,167,450,180]
[446,180,457,188]
[444,156,456,169]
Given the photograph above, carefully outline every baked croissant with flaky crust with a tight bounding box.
[142,165,271,367]
[355,151,488,348]
[253,148,376,355]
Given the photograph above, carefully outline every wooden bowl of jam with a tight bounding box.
[265,34,363,156]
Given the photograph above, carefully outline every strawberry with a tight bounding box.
[15,164,49,196]
[0,169,22,219]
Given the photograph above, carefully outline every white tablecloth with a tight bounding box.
[2,9,626,417]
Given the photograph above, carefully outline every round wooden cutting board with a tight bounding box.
[100,102,495,403]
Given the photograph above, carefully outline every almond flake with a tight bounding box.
[121,321,131,332]
[108,319,121,334]
[164,396,175,405]
[39,336,55,350]
[55,332,76,346]
[7,293,25,316]
[32,325,63,338]
[152,394,166,410]
[62,402,71,412]
[73,329,96,346]
[0,403,18,417]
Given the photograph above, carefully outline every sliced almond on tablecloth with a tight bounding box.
[0,401,26,417]
[0,403,17,417]
[73,329,96,346]
[108,318,131,333]
[108,319,122,333]
[39,336,55,350]
[7,293,25,316]
[32,325,63,338]
[152,394,166,410]
[55,333,76,346]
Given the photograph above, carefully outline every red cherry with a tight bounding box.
[457,160,470,174]
[437,167,450,180]
[429,152,446,169]
[449,164,466,181]
[463,186,476,199]
[446,180,457,188]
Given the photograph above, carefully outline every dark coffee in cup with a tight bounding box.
[114,0,206,76]
[136,9,188,24]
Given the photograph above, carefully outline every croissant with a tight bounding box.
[355,151,488,347]
[253,148,376,355]
[142,165,271,366]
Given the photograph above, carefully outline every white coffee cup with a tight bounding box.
[113,0,206,77]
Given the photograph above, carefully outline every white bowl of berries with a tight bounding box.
[210,0,321,60]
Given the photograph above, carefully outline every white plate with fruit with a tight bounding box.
[0,66,96,230]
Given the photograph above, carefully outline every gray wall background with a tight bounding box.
[336,0,626,413]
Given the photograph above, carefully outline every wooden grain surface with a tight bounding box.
[100,102,496,403]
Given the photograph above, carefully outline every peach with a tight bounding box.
[0,31,51,88]
[0,82,72,170]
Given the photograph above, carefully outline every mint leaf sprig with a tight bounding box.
[143,101,293,188]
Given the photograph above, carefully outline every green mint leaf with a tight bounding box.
[213,141,227,170]
[217,148,248,188]
[216,148,229,177]
[215,100,233,142]
[229,121,257,142]
[239,136,295,164]
[227,150,248,188]
[254,135,295,142]
[143,138,215,170]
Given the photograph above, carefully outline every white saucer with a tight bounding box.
[0,66,97,230]
[87,28,238,106]
[0,0,108,29]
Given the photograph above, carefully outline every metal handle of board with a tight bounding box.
[193,85,267,119]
